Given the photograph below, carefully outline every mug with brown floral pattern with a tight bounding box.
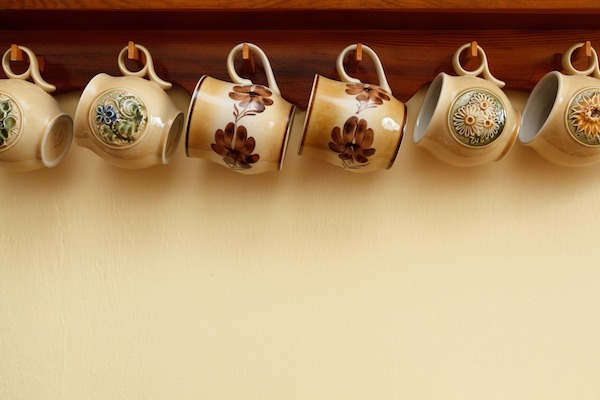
[520,42,600,166]
[413,43,520,166]
[299,44,406,172]
[185,43,296,174]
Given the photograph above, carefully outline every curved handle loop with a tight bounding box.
[1,45,56,93]
[452,42,505,88]
[562,42,600,78]
[226,43,281,95]
[117,44,172,90]
[336,44,392,94]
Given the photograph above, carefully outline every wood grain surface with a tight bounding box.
[4,0,600,11]
[2,1,600,108]
[1,29,599,108]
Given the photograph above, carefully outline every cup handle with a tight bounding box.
[117,43,172,90]
[1,45,56,93]
[562,42,600,78]
[226,43,281,95]
[452,42,505,88]
[335,44,392,94]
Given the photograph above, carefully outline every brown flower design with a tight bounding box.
[211,122,259,170]
[345,83,390,113]
[229,85,274,113]
[329,116,376,168]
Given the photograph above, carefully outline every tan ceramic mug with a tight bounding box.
[300,44,406,172]
[186,43,295,174]
[0,45,73,171]
[520,42,600,166]
[413,43,520,166]
[74,43,184,169]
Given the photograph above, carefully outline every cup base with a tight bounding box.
[41,113,74,168]
[162,112,184,165]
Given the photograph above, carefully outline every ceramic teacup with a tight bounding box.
[74,43,184,169]
[300,44,406,172]
[413,43,520,166]
[520,42,600,166]
[185,43,295,174]
[0,45,73,171]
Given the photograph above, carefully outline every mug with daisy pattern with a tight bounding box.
[413,42,520,166]
[185,43,296,174]
[520,42,600,166]
[300,44,406,172]
[74,43,184,169]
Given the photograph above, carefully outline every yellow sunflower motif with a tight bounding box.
[568,90,600,143]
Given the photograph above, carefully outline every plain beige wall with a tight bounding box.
[1,86,599,400]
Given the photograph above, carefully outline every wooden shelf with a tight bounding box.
[5,0,600,11]
[1,1,599,108]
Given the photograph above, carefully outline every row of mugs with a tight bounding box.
[0,41,599,172]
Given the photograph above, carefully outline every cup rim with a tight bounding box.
[298,74,320,156]
[519,71,562,145]
[413,72,445,144]
[184,74,208,157]
[386,102,407,169]
[277,105,296,171]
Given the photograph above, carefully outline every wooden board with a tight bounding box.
[1,29,599,108]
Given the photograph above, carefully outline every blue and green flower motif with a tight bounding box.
[95,104,117,125]
[0,96,20,150]
[91,91,147,147]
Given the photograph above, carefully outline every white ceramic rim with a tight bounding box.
[413,73,445,143]
[519,71,561,144]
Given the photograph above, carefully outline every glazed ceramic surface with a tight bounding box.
[413,43,520,167]
[74,44,184,169]
[300,44,406,173]
[0,46,73,171]
[519,43,600,166]
[186,43,295,174]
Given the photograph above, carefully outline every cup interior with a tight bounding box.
[41,114,73,168]
[162,112,184,164]
[413,74,443,143]
[519,72,560,144]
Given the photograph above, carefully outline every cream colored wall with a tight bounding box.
[1,86,599,400]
